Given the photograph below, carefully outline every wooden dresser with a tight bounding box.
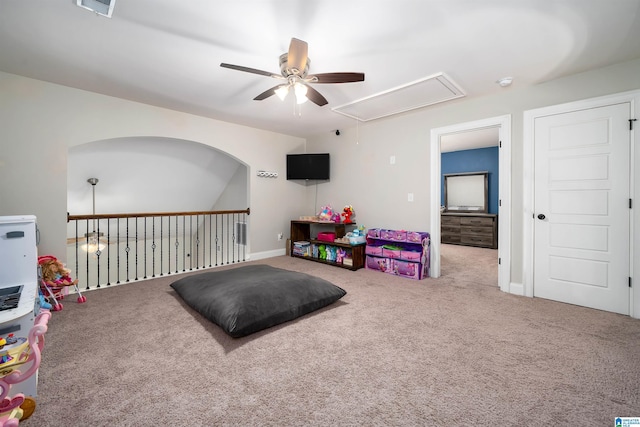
[441,212,498,249]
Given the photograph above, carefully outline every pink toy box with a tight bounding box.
[382,248,401,259]
[393,260,420,279]
[366,256,391,273]
[400,251,421,262]
[316,232,336,242]
[365,245,383,256]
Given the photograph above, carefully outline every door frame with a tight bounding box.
[523,90,639,318]
[430,115,512,293]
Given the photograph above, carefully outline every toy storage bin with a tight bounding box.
[365,228,430,280]
[391,230,407,241]
[316,232,336,242]
[382,248,401,258]
[400,251,421,261]
[379,229,394,240]
[365,245,383,256]
[366,256,391,273]
[349,235,366,245]
[392,260,421,279]
[406,232,423,243]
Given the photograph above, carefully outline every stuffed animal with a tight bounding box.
[341,205,355,224]
[317,205,334,222]
[40,258,78,287]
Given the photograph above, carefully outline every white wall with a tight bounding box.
[212,164,247,211]
[2,58,640,279]
[305,58,640,286]
[0,71,306,260]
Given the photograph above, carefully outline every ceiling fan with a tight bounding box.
[220,38,365,106]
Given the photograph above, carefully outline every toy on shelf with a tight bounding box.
[38,255,87,311]
[317,206,334,222]
[341,205,355,224]
[318,245,327,260]
[317,205,342,223]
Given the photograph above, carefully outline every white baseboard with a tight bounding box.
[248,249,286,261]
[508,282,525,296]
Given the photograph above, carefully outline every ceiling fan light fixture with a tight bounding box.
[275,85,289,101]
[81,233,106,253]
[294,83,308,104]
[496,76,513,87]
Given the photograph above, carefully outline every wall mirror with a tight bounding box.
[443,171,488,213]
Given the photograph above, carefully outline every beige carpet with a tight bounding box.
[23,244,640,426]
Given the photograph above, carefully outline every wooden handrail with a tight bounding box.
[67,208,250,222]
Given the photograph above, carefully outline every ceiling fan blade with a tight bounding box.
[308,72,365,83]
[305,85,328,106]
[287,38,308,74]
[220,63,279,78]
[254,84,288,101]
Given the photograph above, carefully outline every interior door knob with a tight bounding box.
[537,214,546,220]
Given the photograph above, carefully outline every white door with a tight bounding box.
[534,103,631,314]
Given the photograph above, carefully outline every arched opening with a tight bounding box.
[66,137,249,288]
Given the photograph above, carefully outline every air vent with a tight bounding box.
[76,0,116,18]
[235,222,247,246]
[332,72,465,122]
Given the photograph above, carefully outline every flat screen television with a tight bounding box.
[286,153,330,180]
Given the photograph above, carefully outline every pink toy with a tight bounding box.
[317,205,334,222]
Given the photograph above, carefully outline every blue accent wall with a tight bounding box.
[441,146,499,214]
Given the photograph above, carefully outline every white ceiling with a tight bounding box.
[2,0,640,139]
[441,127,499,153]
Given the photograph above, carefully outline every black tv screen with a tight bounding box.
[286,153,330,180]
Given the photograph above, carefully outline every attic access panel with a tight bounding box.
[332,72,465,122]
[76,0,116,18]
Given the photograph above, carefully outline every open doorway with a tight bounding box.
[430,115,512,293]
[440,129,499,286]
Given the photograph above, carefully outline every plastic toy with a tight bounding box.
[341,205,355,224]
[38,289,52,311]
[318,245,327,260]
[326,246,336,262]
